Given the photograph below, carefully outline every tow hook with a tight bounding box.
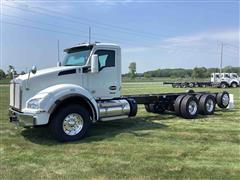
[9,116,18,123]
[9,114,20,127]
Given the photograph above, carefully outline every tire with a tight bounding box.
[145,103,165,114]
[231,82,238,88]
[189,83,194,88]
[181,83,187,88]
[49,105,91,142]
[220,82,228,88]
[174,95,186,116]
[180,95,198,119]
[216,91,229,108]
[154,103,165,114]
[186,89,195,93]
[144,104,151,112]
[172,84,176,88]
[199,94,216,115]
[195,94,203,101]
[127,98,138,117]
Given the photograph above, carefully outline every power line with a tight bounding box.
[34,5,165,38]
[3,19,238,57]
[2,20,88,38]
[2,20,141,47]
[3,4,163,45]
[3,4,167,40]
[2,13,88,34]
[2,13,150,45]
[3,20,239,62]
[224,43,239,50]
[3,4,239,57]
[18,1,164,37]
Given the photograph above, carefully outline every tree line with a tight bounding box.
[0,66,26,80]
[124,65,240,79]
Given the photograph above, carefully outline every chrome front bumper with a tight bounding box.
[9,108,36,127]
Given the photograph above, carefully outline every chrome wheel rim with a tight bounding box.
[206,99,214,112]
[222,94,229,106]
[63,113,84,136]
[188,101,198,115]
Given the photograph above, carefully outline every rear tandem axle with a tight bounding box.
[125,91,229,119]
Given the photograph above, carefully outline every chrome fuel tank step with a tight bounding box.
[98,99,131,121]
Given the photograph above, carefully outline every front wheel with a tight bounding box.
[231,82,238,88]
[220,82,228,88]
[49,105,92,142]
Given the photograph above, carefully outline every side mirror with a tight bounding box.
[57,62,61,67]
[10,69,16,78]
[31,66,37,74]
[91,54,99,73]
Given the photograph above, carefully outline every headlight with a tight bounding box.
[27,98,42,109]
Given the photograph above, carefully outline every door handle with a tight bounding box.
[109,86,117,90]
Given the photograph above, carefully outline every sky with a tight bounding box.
[0,0,239,73]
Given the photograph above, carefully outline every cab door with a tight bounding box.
[87,48,120,99]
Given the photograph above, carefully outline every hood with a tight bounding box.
[13,65,84,110]
[15,66,80,82]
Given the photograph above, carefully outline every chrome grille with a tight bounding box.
[10,82,21,110]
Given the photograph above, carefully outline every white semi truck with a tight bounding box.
[211,73,240,88]
[9,43,230,142]
[164,73,240,88]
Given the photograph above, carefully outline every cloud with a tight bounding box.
[122,29,239,54]
[164,29,239,45]
[95,0,133,5]
[121,29,239,73]
[6,0,75,12]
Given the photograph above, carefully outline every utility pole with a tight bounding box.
[89,27,91,44]
[220,42,223,74]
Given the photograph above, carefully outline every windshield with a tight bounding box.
[224,74,230,78]
[63,46,92,66]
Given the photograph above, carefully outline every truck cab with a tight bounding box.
[63,43,122,99]
[211,73,221,84]
[10,43,121,110]
[211,73,239,88]
[230,73,239,80]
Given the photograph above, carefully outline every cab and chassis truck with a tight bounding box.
[9,43,230,142]
[164,73,240,88]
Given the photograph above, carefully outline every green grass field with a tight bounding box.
[0,84,240,179]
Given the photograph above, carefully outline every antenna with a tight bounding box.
[220,42,223,74]
[57,40,60,63]
[89,26,91,44]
